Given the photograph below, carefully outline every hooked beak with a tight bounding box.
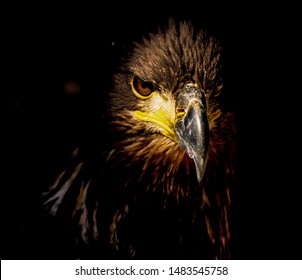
[175,83,209,183]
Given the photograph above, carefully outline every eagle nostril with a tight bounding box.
[176,107,186,121]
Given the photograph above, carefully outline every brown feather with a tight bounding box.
[43,19,236,259]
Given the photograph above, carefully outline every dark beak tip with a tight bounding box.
[175,87,209,183]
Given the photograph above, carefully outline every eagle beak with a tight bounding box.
[175,83,209,183]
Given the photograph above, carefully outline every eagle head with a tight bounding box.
[108,20,224,196]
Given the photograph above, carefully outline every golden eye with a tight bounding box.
[132,76,154,98]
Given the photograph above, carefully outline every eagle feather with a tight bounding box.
[43,19,236,259]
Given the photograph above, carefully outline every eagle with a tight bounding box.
[43,19,237,260]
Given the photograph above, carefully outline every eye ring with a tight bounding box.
[131,76,154,99]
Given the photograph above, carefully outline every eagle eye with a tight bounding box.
[132,76,154,98]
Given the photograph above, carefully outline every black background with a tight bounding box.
[2,3,301,260]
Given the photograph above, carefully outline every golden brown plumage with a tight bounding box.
[43,19,236,259]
